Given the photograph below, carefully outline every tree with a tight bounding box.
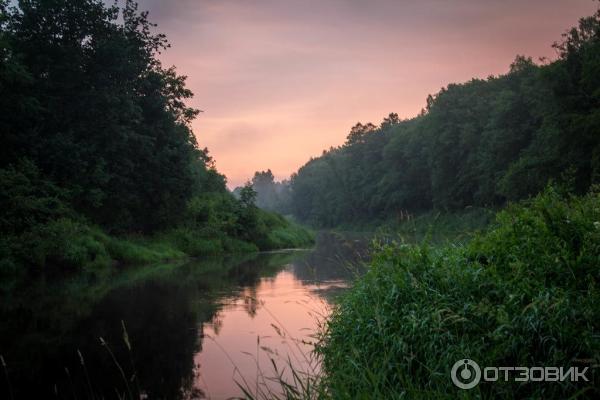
[287,5,600,226]
[239,182,257,209]
[1,0,210,232]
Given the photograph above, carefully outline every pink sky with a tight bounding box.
[138,0,597,188]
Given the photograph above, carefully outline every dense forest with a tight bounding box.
[312,8,600,399]
[0,0,312,275]
[1,1,599,398]
[248,7,600,228]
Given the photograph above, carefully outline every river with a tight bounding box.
[0,232,369,399]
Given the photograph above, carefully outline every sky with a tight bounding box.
[136,0,597,188]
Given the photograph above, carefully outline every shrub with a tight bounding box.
[163,227,225,256]
[0,160,73,235]
[0,163,313,275]
[319,187,600,399]
[104,234,185,264]
[18,218,112,270]
[0,162,113,271]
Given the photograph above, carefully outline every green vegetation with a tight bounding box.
[234,170,294,215]
[0,251,300,399]
[333,207,495,243]
[262,7,600,228]
[307,10,600,398]
[2,1,599,398]
[317,187,600,398]
[238,9,600,399]
[0,0,312,276]
[0,161,312,272]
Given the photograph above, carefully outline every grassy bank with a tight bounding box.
[0,164,314,278]
[0,215,313,278]
[129,208,315,262]
[318,187,600,399]
[333,207,495,244]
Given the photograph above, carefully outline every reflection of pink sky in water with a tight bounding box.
[193,267,347,399]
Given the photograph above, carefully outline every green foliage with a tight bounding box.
[242,169,295,215]
[289,6,600,227]
[0,160,72,234]
[103,234,185,265]
[21,218,111,270]
[0,159,312,274]
[257,210,316,250]
[0,161,102,270]
[0,183,311,274]
[161,228,227,255]
[318,188,600,399]
[0,160,186,270]
[0,1,313,276]
[179,189,314,253]
[374,207,496,244]
[0,0,214,232]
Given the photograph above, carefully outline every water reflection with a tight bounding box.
[0,232,368,399]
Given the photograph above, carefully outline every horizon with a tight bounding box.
[137,0,598,188]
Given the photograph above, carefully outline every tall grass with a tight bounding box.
[199,296,329,400]
[334,207,494,242]
[317,187,600,399]
[1,355,14,400]
[1,218,314,279]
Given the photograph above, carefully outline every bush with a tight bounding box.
[0,163,313,275]
[319,187,600,399]
[162,227,225,256]
[180,192,313,252]
[104,234,185,264]
[0,161,73,233]
[0,163,114,271]
[15,218,111,270]
[265,224,316,249]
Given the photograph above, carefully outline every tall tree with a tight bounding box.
[1,0,211,232]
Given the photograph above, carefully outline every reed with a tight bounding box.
[99,337,134,400]
[318,187,600,399]
[1,355,14,400]
[77,349,95,400]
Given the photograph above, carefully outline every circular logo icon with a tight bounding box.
[451,359,481,389]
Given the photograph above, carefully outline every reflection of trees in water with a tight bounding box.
[209,312,224,335]
[0,253,277,399]
[84,280,201,399]
[289,231,370,283]
[0,233,368,399]
[242,288,260,318]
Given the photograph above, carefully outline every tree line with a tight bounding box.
[1,0,224,233]
[0,0,312,272]
[249,7,600,227]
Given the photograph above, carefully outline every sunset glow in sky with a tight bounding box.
[138,0,597,188]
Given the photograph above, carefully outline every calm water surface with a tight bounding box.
[0,232,368,399]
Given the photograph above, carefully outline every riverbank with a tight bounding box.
[0,163,314,284]
[0,234,354,399]
[28,218,311,270]
[317,187,600,399]
[329,207,495,247]
[108,209,315,265]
